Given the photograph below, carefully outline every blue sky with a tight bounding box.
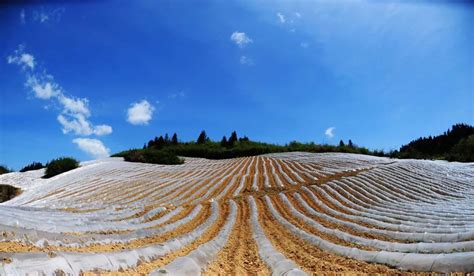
[1,1,473,169]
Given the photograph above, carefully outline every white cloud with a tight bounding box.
[8,44,112,138]
[325,127,335,138]
[20,54,35,69]
[20,9,26,24]
[7,46,35,70]
[168,91,186,99]
[277,12,286,23]
[32,7,65,24]
[240,55,254,65]
[300,42,309,48]
[295,12,301,18]
[230,31,253,48]
[57,114,112,136]
[127,100,155,125]
[25,76,60,99]
[58,95,90,116]
[73,138,110,159]
[57,114,93,136]
[93,125,113,136]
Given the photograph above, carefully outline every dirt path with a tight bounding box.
[203,199,269,275]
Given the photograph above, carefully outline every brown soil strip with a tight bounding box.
[57,208,102,214]
[203,199,269,275]
[0,204,210,254]
[296,189,403,242]
[282,159,312,183]
[304,186,393,231]
[241,157,256,193]
[224,157,252,199]
[291,191,409,244]
[23,188,66,205]
[255,197,400,274]
[269,194,376,251]
[274,159,301,184]
[233,167,372,204]
[186,161,239,203]
[86,201,231,275]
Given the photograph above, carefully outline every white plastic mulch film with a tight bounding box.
[0,153,473,274]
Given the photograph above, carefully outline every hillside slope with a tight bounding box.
[0,153,473,274]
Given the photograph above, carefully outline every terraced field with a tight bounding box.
[0,152,473,275]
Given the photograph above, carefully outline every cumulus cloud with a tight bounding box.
[240,55,254,65]
[230,31,253,48]
[127,100,155,125]
[93,125,113,136]
[73,138,110,159]
[8,44,112,137]
[25,75,60,99]
[277,12,286,23]
[325,127,335,138]
[57,114,93,136]
[58,95,90,117]
[57,114,112,136]
[7,45,35,70]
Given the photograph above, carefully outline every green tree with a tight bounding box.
[228,131,238,147]
[156,136,165,148]
[339,140,345,147]
[197,130,208,144]
[20,162,45,172]
[239,136,249,142]
[348,139,354,148]
[220,136,228,147]
[171,133,178,145]
[0,165,11,175]
[43,157,79,178]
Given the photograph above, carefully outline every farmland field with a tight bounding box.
[0,152,473,275]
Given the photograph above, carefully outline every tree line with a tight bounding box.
[390,123,474,162]
[3,123,471,172]
[113,130,381,165]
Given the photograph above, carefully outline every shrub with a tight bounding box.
[43,157,79,178]
[0,165,12,175]
[122,149,184,165]
[20,162,45,172]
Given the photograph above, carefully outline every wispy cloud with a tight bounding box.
[325,127,335,138]
[277,12,286,23]
[127,100,155,125]
[7,45,35,70]
[168,91,186,99]
[32,7,65,24]
[275,11,302,31]
[7,44,112,158]
[240,55,254,66]
[73,138,110,159]
[300,42,309,48]
[20,9,26,24]
[25,75,59,99]
[230,31,253,48]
